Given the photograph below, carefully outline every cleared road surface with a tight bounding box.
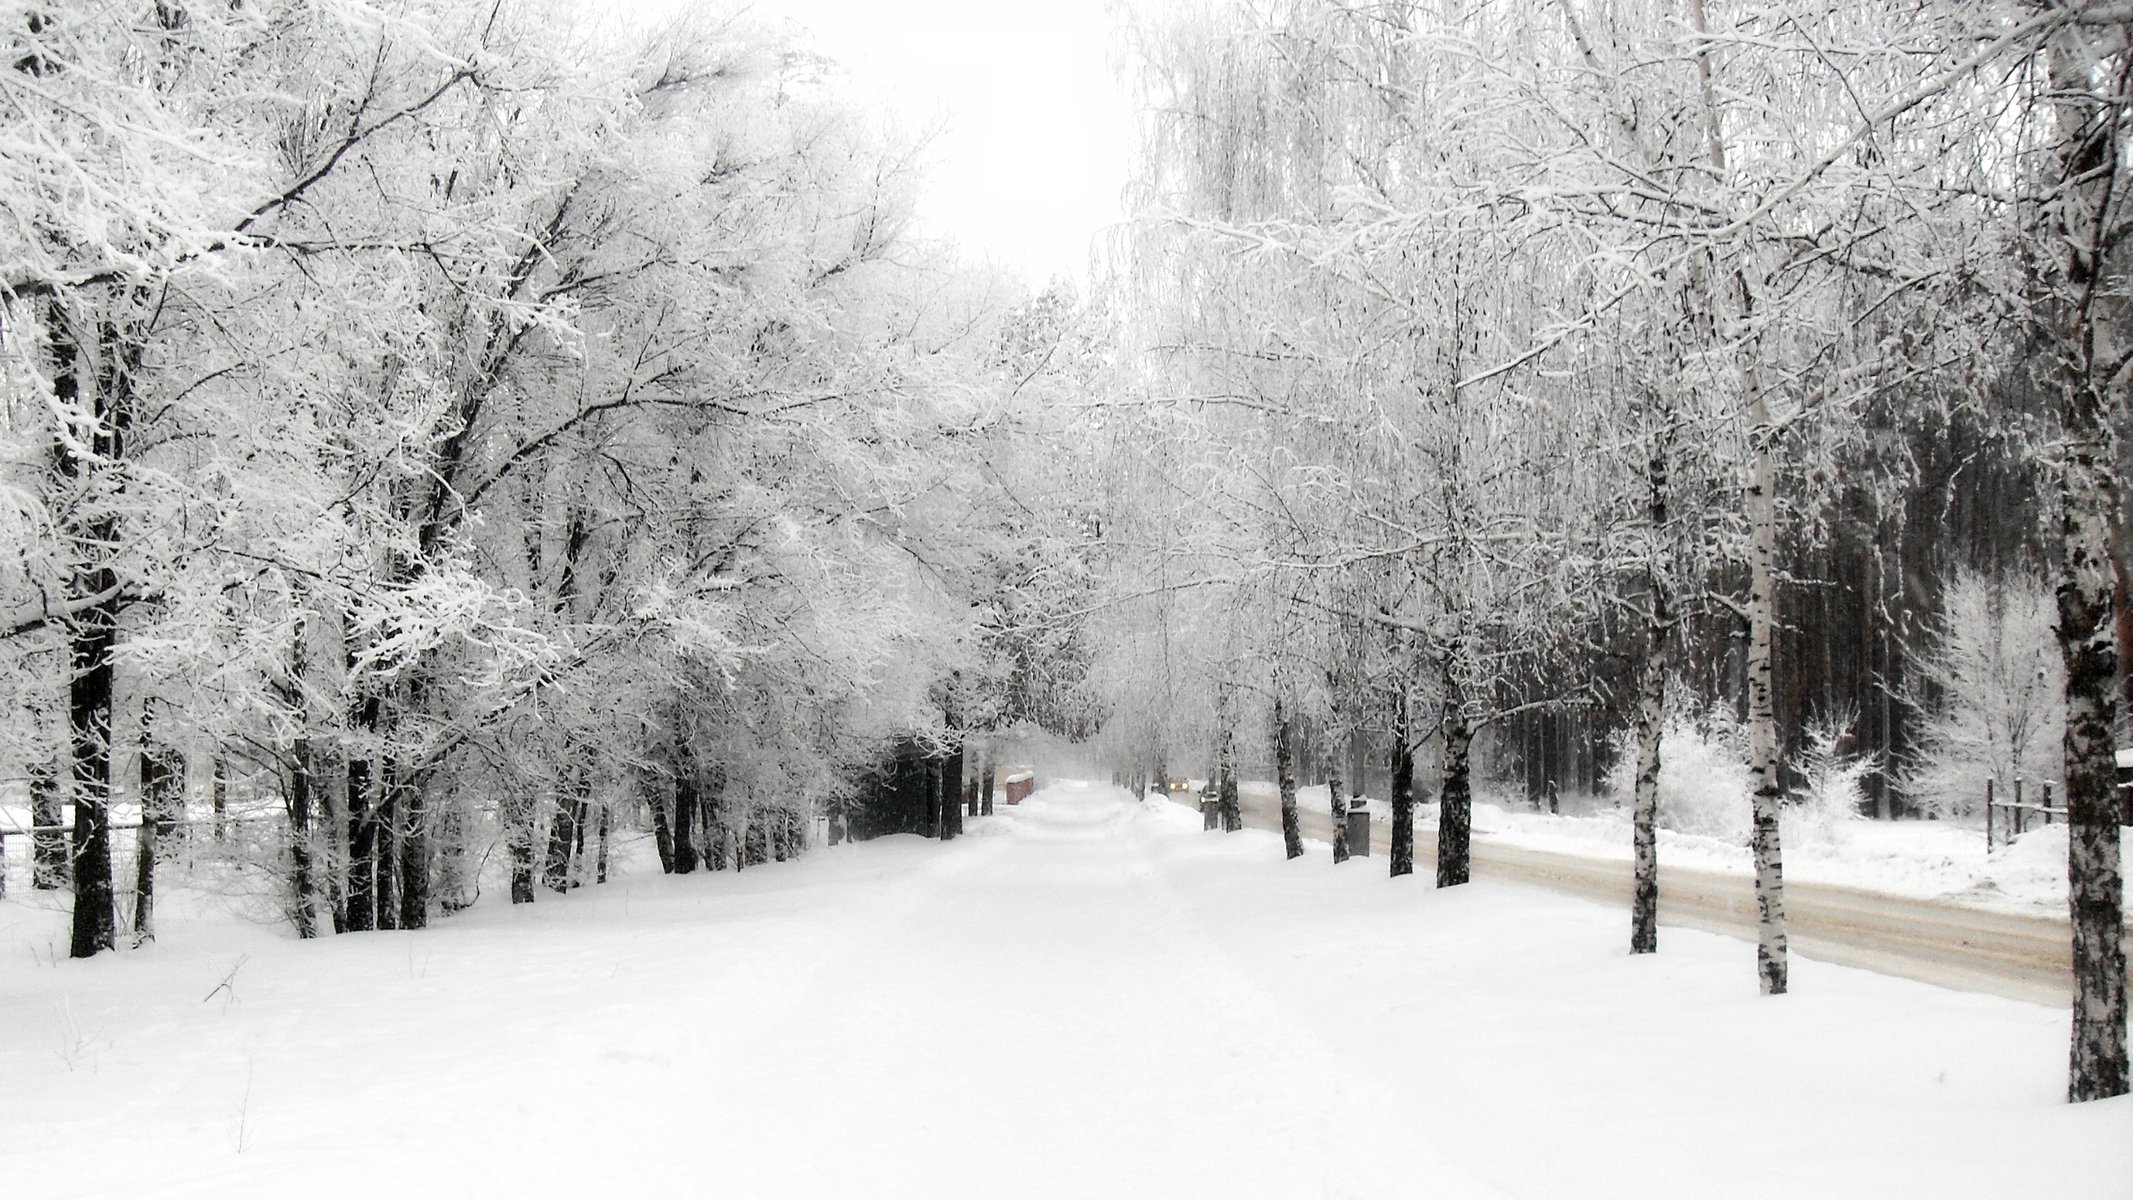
[1172,788,2124,1005]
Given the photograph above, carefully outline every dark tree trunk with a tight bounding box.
[1275,696,1303,860]
[373,766,401,931]
[946,745,966,836]
[211,757,229,843]
[672,774,701,875]
[344,704,379,932]
[981,761,996,815]
[31,760,66,889]
[595,802,612,884]
[55,306,127,960]
[545,773,582,893]
[743,816,769,867]
[288,739,319,938]
[926,756,945,840]
[1389,695,1415,879]
[132,737,181,946]
[64,547,119,959]
[1326,726,1349,864]
[1436,706,1473,889]
[506,785,539,903]
[647,770,675,874]
[397,771,430,930]
[1217,719,1242,833]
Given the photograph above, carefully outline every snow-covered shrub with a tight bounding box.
[1901,567,2063,821]
[1605,701,1752,841]
[1787,711,1876,845]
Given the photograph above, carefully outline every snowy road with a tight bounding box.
[1199,788,2112,1004]
[4,782,2124,1199]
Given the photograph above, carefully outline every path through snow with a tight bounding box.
[2,781,2126,1198]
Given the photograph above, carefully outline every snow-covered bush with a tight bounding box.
[1901,568,2063,821]
[1605,701,1752,841]
[1787,712,1876,845]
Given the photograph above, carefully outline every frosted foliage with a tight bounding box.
[1606,703,1752,841]
[1787,712,1875,846]
[1901,569,2063,821]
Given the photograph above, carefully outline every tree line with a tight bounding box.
[1082,0,2131,1103]
[0,3,1082,958]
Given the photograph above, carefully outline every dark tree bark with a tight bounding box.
[981,760,996,815]
[373,764,401,931]
[1326,725,1349,864]
[1436,660,1473,889]
[1389,694,1415,879]
[396,770,430,930]
[288,739,319,939]
[926,756,945,840]
[211,757,228,843]
[544,769,584,893]
[343,698,380,932]
[595,802,612,884]
[743,815,768,867]
[647,771,676,874]
[672,773,701,875]
[945,744,966,837]
[1275,695,1303,860]
[505,784,539,902]
[1217,719,1242,833]
[55,307,125,960]
[133,737,179,946]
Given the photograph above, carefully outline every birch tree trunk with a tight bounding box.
[1275,695,1303,859]
[1687,0,1786,995]
[2047,23,2129,1104]
[289,739,319,939]
[1436,655,1473,889]
[1743,400,1790,995]
[30,762,65,889]
[594,802,612,885]
[1326,721,1350,864]
[1631,432,1672,955]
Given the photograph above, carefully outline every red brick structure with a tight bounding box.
[1003,771,1035,806]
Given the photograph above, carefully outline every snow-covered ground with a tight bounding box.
[3,781,2126,1199]
[1247,781,2096,913]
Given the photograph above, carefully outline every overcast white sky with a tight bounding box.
[613,0,1137,285]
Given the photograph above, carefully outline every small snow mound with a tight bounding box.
[1471,802,1512,835]
[1985,824,2068,906]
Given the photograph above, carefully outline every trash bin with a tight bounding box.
[1201,793,1220,830]
[1345,803,1371,857]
